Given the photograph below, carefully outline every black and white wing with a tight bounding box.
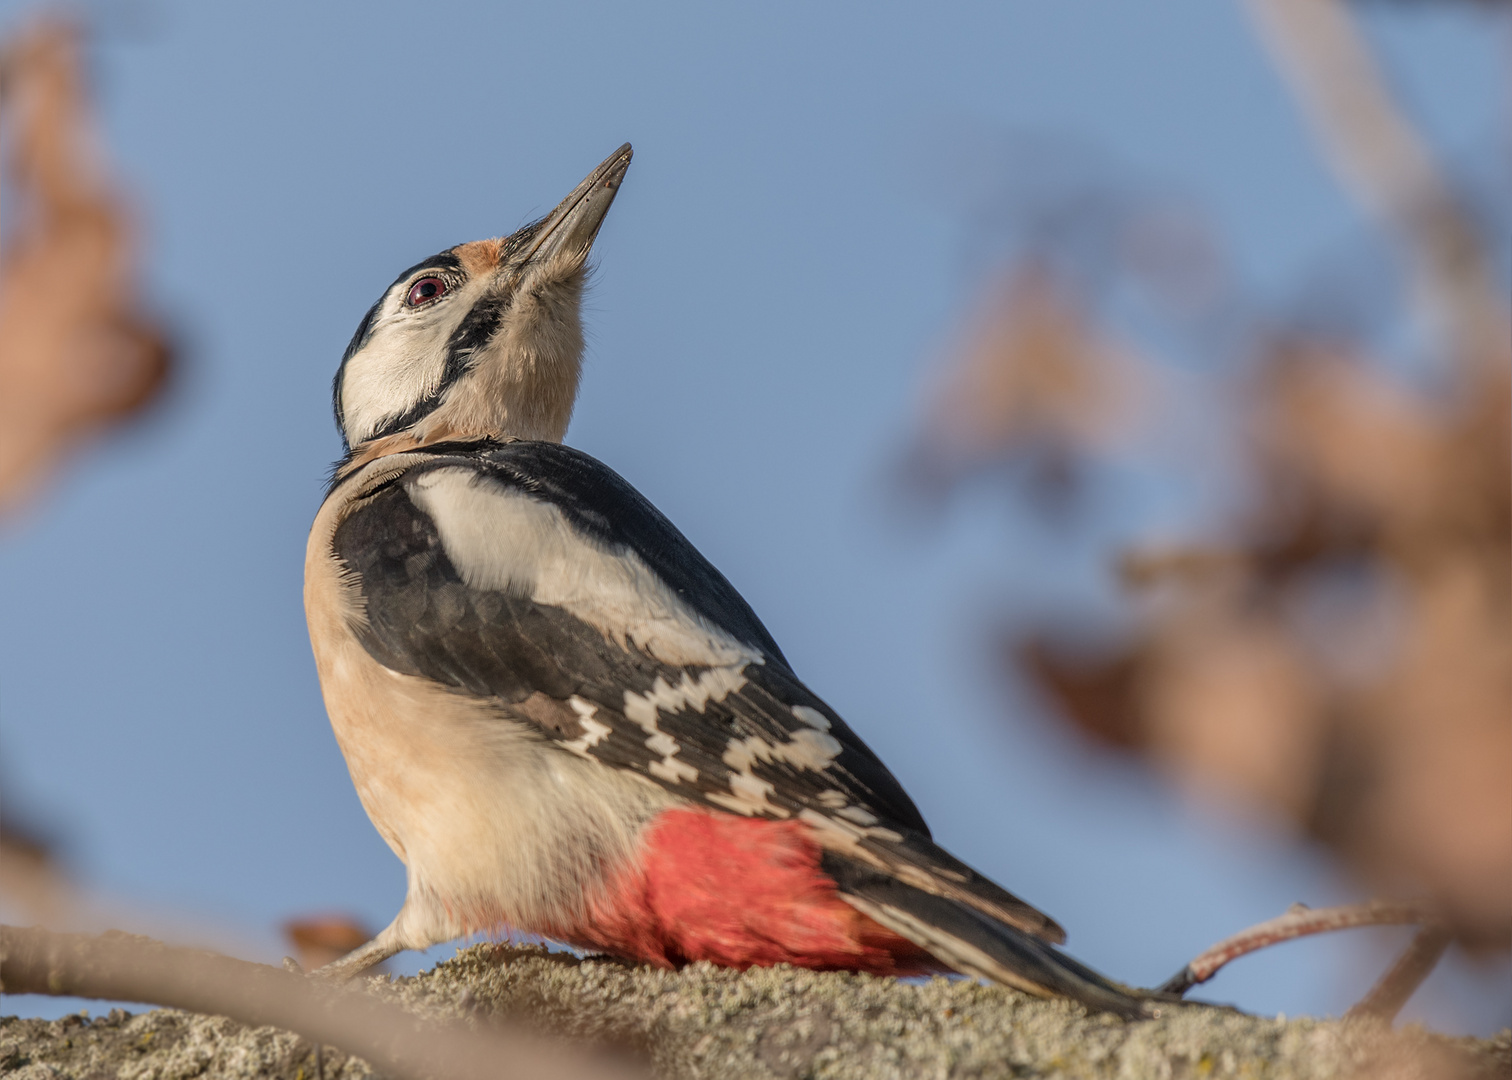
[331,440,1063,944]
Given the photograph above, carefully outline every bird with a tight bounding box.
[304,143,1163,1017]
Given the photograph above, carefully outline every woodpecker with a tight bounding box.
[306,144,1160,1017]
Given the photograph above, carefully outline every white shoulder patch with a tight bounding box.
[407,467,762,668]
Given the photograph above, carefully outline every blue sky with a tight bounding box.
[1,0,1506,1031]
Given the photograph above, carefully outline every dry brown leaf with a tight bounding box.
[914,264,1145,478]
[1143,604,1327,821]
[943,96,1511,959]
[1257,342,1446,530]
[1020,332,1510,950]
[283,913,379,972]
[0,19,171,516]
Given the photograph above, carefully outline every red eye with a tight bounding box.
[406,277,447,306]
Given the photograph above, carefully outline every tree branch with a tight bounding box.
[0,924,640,1080]
[1243,0,1510,374]
[1346,922,1453,1023]
[1159,901,1431,999]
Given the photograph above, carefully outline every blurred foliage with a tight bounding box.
[910,0,1511,956]
[0,15,176,940]
[0,19,171,519]
[283,914,381,972]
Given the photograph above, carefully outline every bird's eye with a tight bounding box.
[406,277,447,306]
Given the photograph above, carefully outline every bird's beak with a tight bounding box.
[519,143,633,266]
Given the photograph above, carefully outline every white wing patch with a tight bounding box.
[792,705,831,731]
[408,468,762,668]
[799,807,903,845]
[392,469,900,831]
[560,696,613,760]
[722,729,843,773]
[622,666,749,786]
[707,772,790,818]
[712,726,842,819]
[622,667,749,725]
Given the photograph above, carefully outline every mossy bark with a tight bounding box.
[3,944,1507,1079]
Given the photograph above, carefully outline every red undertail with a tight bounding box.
[554,807,939,976]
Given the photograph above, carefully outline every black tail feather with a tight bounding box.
[823,852,1170,1019]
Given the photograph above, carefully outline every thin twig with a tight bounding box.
[1346,922,1452,1024]
[0,924,641,1080]
[1159,900,1427,996]
[1243,0,1510,375]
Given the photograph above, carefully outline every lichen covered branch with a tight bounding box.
[0,924,638,1080]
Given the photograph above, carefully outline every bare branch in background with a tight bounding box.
[0,924,642,1080]
[0,19,172,518]
[1160,900,1442,1023]
[1346,922,1454,1022]
[1244,0,1511,375]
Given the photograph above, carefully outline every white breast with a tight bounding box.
[304,458,677,947]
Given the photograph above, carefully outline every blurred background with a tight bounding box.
[1,0,1507,1035]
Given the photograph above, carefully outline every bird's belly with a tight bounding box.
[304,512,673,935]
[312,626,675,932]
[313,630,500,869]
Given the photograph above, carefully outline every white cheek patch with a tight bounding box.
[340,284,483,444]
[408,469,761,669]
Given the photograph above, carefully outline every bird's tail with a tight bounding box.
[823,852,1175,1019]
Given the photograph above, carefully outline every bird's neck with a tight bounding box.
[417,284,587,445]
[412,361,579,446]
[338,364,581,481]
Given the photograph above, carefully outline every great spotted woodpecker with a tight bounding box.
[305,144,1159,1016]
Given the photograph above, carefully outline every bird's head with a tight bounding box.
[332,144,632,456]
